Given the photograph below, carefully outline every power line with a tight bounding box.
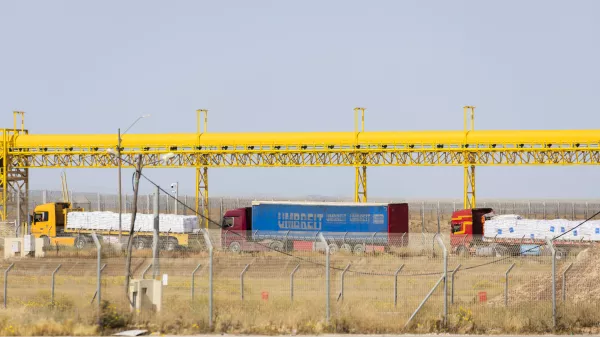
[132,165,600,277]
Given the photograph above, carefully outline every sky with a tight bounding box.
[0,1,599,200]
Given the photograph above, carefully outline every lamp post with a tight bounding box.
[116,115,150,243]
[170,182,179,215]
[107,150,174,298]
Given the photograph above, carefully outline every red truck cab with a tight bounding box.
[450,207,494,255]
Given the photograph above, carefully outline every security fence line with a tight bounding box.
[2,231,598,331]
[18,190,600,224]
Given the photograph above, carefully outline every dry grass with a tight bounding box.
[1,246,600,335]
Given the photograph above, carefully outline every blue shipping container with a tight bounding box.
[251,202,389,234]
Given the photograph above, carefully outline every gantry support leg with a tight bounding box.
[354,166,367,203]
[1,130,7,221]
[463,165,475,209]
[195,167,209,229]
[0,127,28,225]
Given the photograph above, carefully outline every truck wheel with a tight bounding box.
[328,243,339,254]
[229,241,242,253]
[340,243,352,253]
[165,238,178,251]
[353,244,366,254]
[133,237,148,250]
[270,241,284,252]
[74,236,88,250]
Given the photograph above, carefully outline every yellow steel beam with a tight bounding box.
[11,130,600,149]
[7,145,600,168]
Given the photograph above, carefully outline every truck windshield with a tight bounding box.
[222,217,234,228]
[451,223,462,233]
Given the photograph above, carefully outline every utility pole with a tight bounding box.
[124,154,143,304]
[171,182,178,215]
[117,128,122,243]
[152,185,160,279]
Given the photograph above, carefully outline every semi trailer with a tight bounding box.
[450,208,597,256]
[221,201,409,253]
[29,202,200,250]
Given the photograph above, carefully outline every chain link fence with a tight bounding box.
[24,190,600,231]
[1,231,599,334]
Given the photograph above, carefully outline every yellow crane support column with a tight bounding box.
[463,106,476,209]
[195,109,210,228]
[1,129,8,221]
[355,166,367,203]
[354,107,367,203]
[195,167,209,228]
[3,112,29,223]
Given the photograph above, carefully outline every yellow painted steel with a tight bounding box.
[354,166,367,203]
[11,130,600,150]
[354,108,367,203]
[195,167,209,229]
[1,107,600,220]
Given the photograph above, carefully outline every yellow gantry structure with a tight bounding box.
[1,108,600,224]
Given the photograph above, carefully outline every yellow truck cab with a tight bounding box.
[31,202,81,246]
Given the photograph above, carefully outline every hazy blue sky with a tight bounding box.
[1,1,599,199]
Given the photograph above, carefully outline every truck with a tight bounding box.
[221,201,409,253]
[450,208,596,256]
[29,202,200,251]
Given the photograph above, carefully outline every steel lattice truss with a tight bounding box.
[7,147,600,168]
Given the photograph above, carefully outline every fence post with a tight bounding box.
[141,263,152,279]
[91,232,101,311]
[435,234,448,326]
[290,264,300,302]
[3,263,14,308]
[562,263,573,302]
[220,198,224,223]
[543,201,546,220]
[571,202,575,220]
[504,263,515,306]
[51,264,62,306]
[191,264,202,304]
[97,192,101,211]
[421,201,425,234]
[184,195,188,215]
[201,229,213,328]
[339,263,351,302]
[450,264,461,304]
[318,233,330,323]
[437,201,440,233]
[528,201,531,218]
[394,264,404,307]
[546,238,556,328]
[405,274,445,329]
[240,264,250,301]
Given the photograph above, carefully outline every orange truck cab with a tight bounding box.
[450,207,494,255]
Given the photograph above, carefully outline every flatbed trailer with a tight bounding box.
[30,202,201,251]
